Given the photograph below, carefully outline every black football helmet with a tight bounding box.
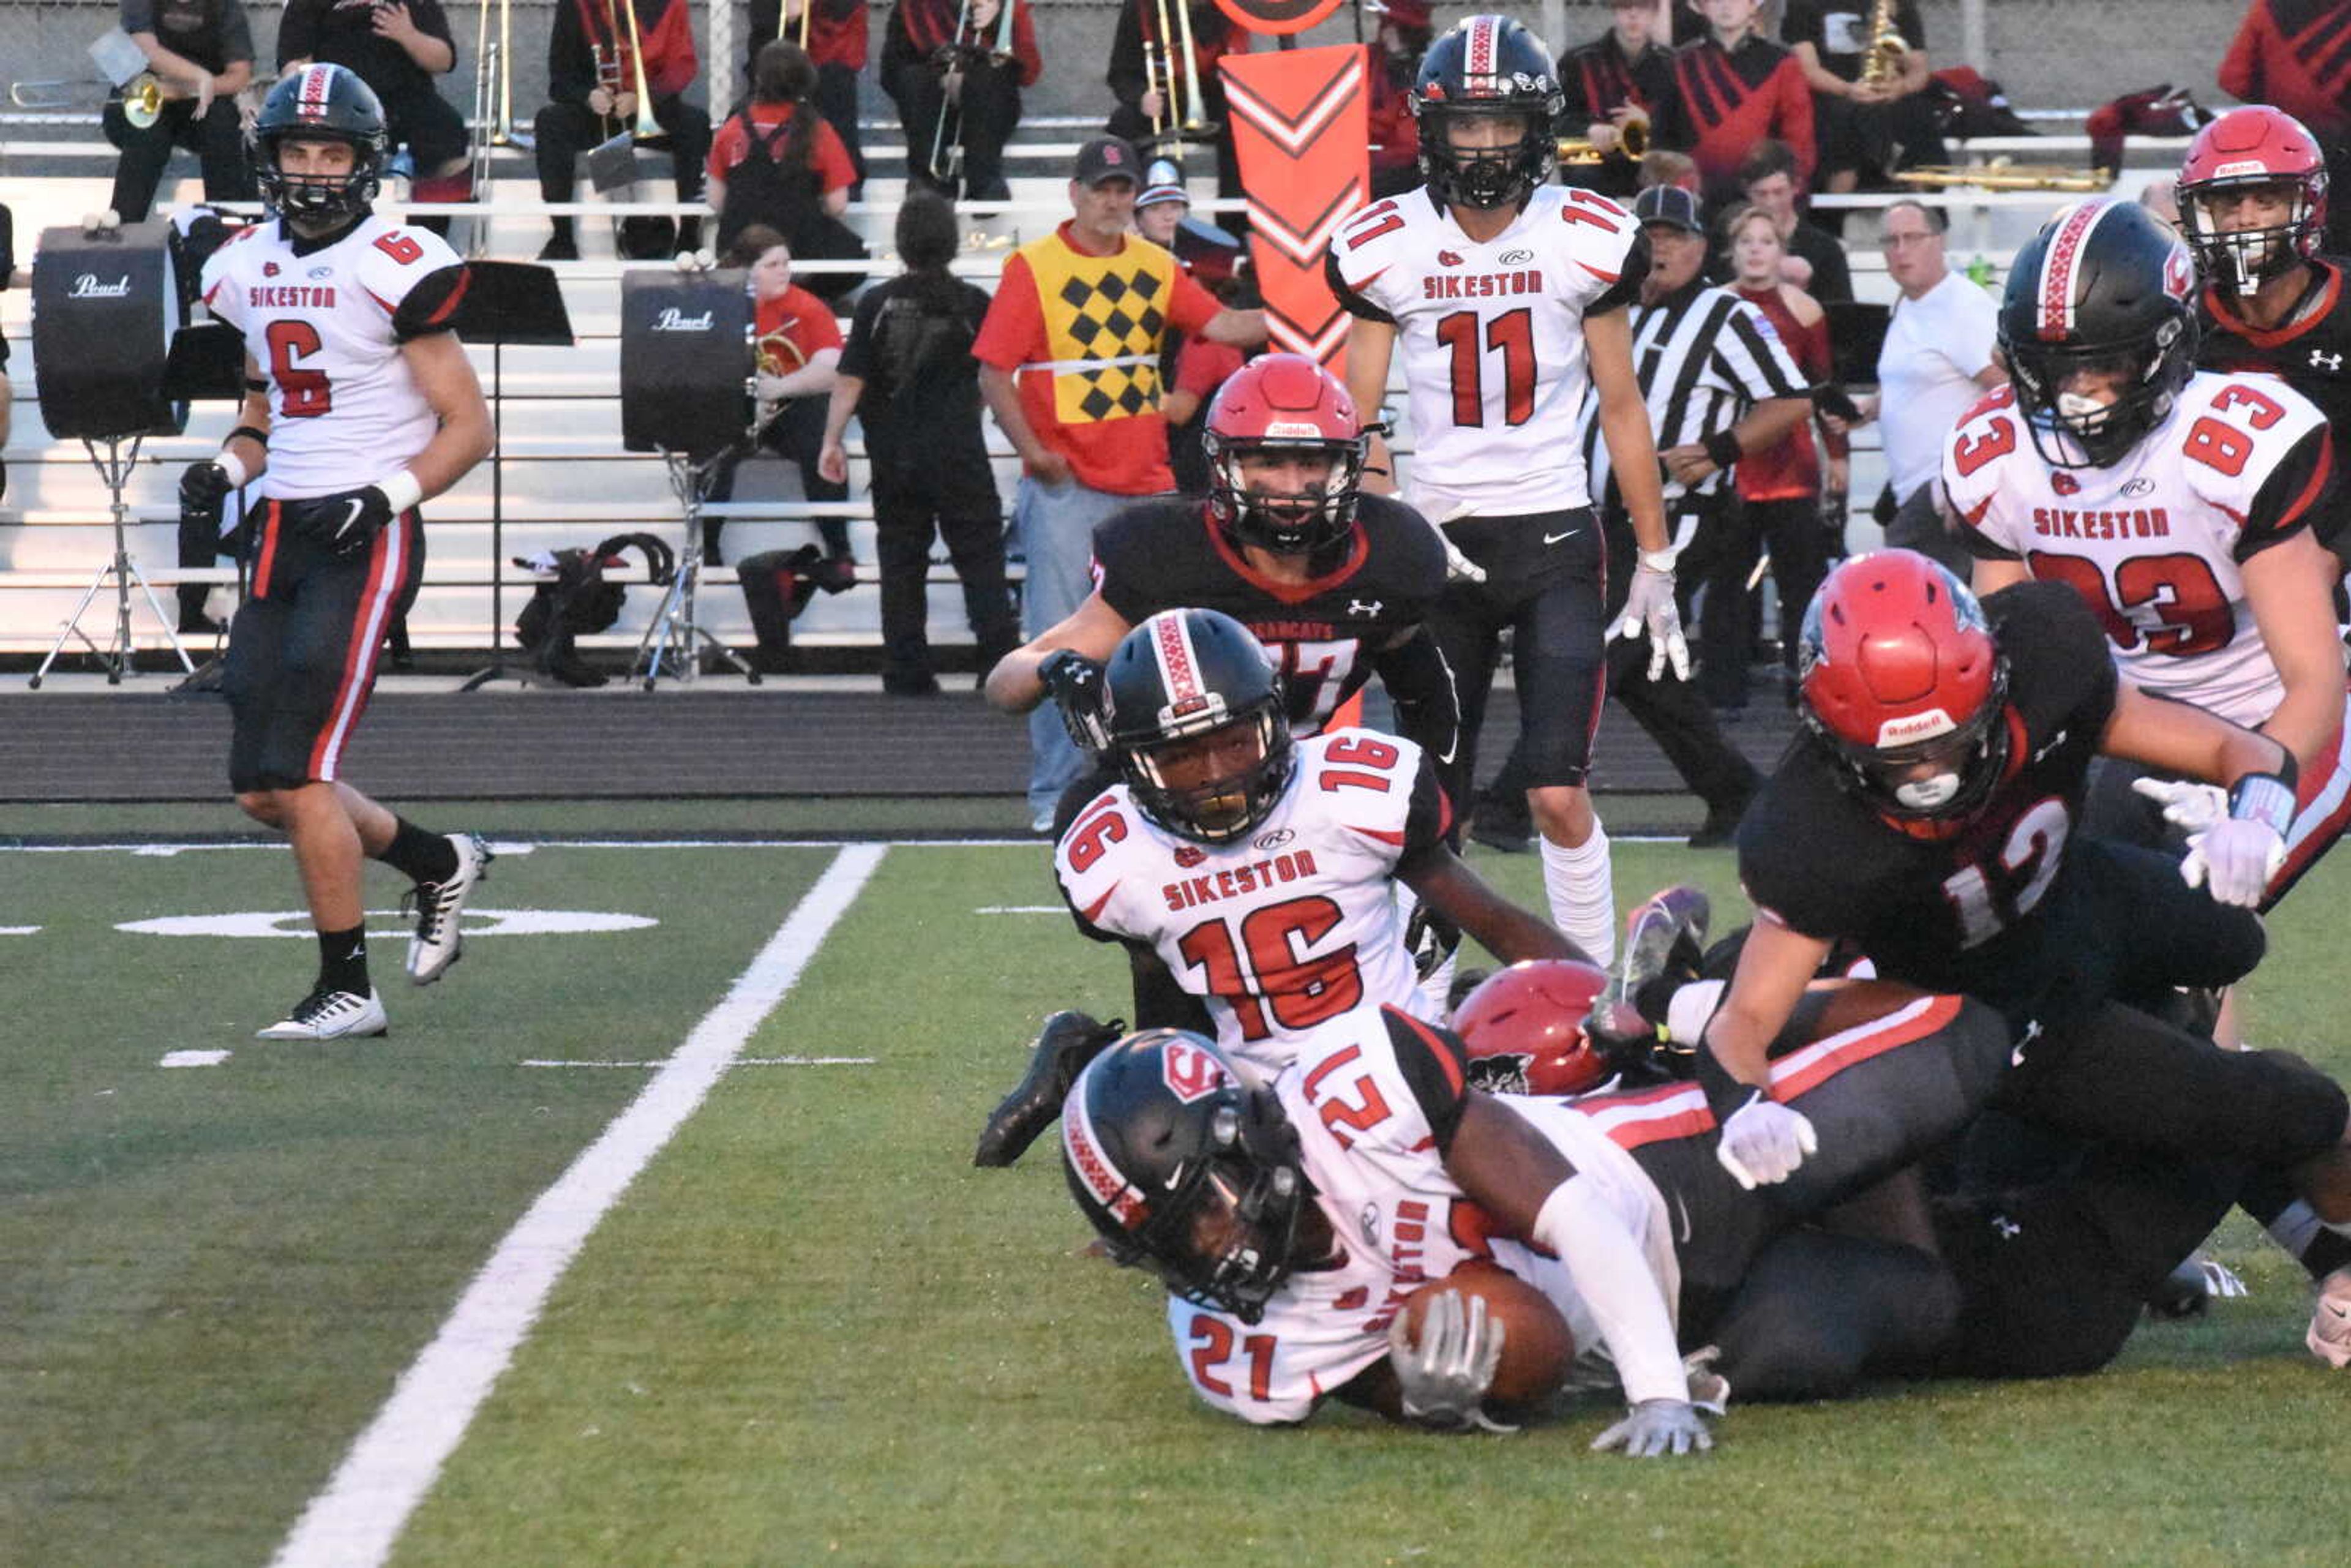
[1061,1029,1309,1324]
[1411,15,1562,210]
[1998,198,2200,469]
[252,63,388,225]
[1102,609,1295,844]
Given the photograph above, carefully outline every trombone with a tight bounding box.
[1557,105,1649,165]
[928,0,1018,187]
[606,0,663,141]
[1149,0,1214,143]
[12,70,164,129]
[469,0,519,151]
[1893,160,2110,193]
[777,0,812,46]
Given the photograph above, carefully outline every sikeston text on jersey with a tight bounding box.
[2031,506,2173,541]
[1161,850,1322,912]
[1421,269,1546,301]
[248,285,338,309]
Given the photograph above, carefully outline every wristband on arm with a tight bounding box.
[1703,429,1742,470]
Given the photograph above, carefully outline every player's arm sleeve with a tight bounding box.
[1376,1007,1473,1153]
[1323,247,1397,326]
[1369,628,1460,778]
[1089,514,1157,623]
[1390,738,1457,877]
[389,262,470,341]
[2235,425,2335,562]
[1581,228,1649,318]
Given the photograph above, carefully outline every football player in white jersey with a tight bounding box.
[1950,198,2351,910]
[1057,989,2014,1447]
[1327,15,1689,970]
[181,64,495,1041]
[973,608,1575,1166]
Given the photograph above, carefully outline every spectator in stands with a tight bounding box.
[747,0,870,197]
[1133,159,1250,492]
[1827,199,2002,574]
[1735,138,1851,301]
[1720,203,1840,707]
[973,136,1265,832]
[1364,0,1431,199]
[1779,0,1946,198]
[532,0,708,260]
[882,0,1042,203]
[819,194,1018,697]
[708,40,867,298]
[1106,0,1251,201]
[1640,146,1701,194]
[1558,0,1685,199]
[2221,0,2351,255]
[2139,178,2182,230]
[703,226,852,569]
[108,0,258,223]
[1670,0,1812,210]
[277,0,470,234]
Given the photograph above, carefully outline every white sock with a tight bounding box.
[1665,978,1729,1048]
[1541,822,1614,969]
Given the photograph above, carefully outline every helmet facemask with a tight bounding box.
[2007,316,2196,470]
[1419,105,1552,210]
[258,132,381,225]
[1204,436,1365,557]
[1120,1116,1307,1324]
[2180,176,2325,297]
[1122,707,1296,844]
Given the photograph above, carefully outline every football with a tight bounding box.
[1398,1260,1576,1409]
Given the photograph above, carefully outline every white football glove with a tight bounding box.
[1387,1288,1515,1433]
[1429,508,1488,584]
[1609,553,1692,681]
[2181,817,2285,907]
[1715,1092,1817,1190]
[2131,776,2227,835]
[1591,1398,1714,1458]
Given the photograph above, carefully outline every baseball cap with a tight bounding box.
[1633,184,1705,234]
[1074,136,1144,189]
[1138,158,1188,208]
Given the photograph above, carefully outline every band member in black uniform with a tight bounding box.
[881,0,1041,202]
[1556,0,1684,199]
[277,0,473,228]
[1105,0,1247,200]
[532,0,711,259]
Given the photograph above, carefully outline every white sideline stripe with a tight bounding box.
[0,925,39,935]
[0,833,1693,856]
[160,1049,231,1067]
[974,905,1065,915]
[518,1055,877,1068]
[269,842,887,1568]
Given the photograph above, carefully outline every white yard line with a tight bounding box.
[0,836,1044,855]
[269,842,887,1568]
[517,1056,877,1068]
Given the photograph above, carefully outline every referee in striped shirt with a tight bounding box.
[1584,184,1811,842]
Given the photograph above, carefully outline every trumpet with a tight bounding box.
[12,70,164,129]
[1892,161,2111,193]
[1557,105,1648,165]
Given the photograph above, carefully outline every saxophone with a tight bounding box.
[1858,0,1909,90]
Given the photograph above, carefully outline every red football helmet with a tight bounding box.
[1199,353,1368,556]
[2177,105,2330,296]
[1797,550,2011,825]
[1452,960,1613,1097]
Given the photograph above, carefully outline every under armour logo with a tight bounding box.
[1347,599,1384,617]
[1992,1215,2022,1240]
[2312,350,2344,372]
[2011,1017,2042,1068]
[2030,729,2069,765]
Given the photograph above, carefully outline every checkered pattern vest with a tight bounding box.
[1018,232,1175,423]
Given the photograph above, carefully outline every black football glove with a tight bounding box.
[179,459,239,525]
[1039,649,1110,752]
[288,485,398,556]
[973,1009,1125,1168]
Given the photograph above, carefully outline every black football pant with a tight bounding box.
[889,59,1022,200]
[1700,493,1828,705]
[870,463,1018,688]
[703,397,850,563]
[1600,501,1760,817]
[533,95,711,237]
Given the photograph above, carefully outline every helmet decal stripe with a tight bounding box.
[1063,1090,1147,1228]
[2038,199,2118,341]
[1465,15,1497,84]
[298,62,335,119]
[1152,612,1207,713]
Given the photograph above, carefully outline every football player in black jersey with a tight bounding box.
[2181,105,2351,558]
[1689,551,2351,1247]
[984,353,1460,790]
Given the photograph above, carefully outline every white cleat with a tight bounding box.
[2310,1266,2351,1368]
[405,833,492,985]
[257,987,389,1041]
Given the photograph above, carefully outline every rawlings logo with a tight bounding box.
[2122,476,2155,497]
[1254,828,1295,849]
[1876,709,1959,747]
[1498,247,1534,265]
[1162,1040,1229,1103]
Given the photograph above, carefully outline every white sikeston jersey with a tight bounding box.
[1947,370,2334,729]
[201,211,467,500]
[1328,183,1642,520]
[1055,729,1449,1087]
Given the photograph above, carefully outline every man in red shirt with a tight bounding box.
[975,136,1265,830]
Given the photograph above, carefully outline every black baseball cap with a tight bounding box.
[1633,184,1705,234]
[1074,136,1144,189]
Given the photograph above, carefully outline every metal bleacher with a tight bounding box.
[0,110,2192,664]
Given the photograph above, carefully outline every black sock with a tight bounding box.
[2239,1174,2351,1279]
[318,922,370,997]
[377,817,460,886]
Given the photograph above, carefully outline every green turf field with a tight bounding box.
[1,812,2344,1567]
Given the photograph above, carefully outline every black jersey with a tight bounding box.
[1736,582,2118,1003]
[2198,260,2351,437]
[1091,493,1449,741]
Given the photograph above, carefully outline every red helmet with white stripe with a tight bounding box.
[1997,198,2199,468]
[2177,105,2330,296]
[1452,960,1613,1097]
[1102,609,1295,844]
[1201,353,1368,556]
[1798,550,2011,827]
[1411,15,1563,209]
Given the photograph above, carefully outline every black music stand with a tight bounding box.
[454,261,576,691]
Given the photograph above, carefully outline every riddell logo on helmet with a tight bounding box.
[1264,421,1324,438]
[1877,710,1959,747]
[2213,159,2270,179]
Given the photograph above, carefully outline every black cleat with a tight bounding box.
[973,1010,1125,1168]
[1613,885,1711,1028]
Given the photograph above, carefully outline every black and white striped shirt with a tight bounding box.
[1578,276,1809,511]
